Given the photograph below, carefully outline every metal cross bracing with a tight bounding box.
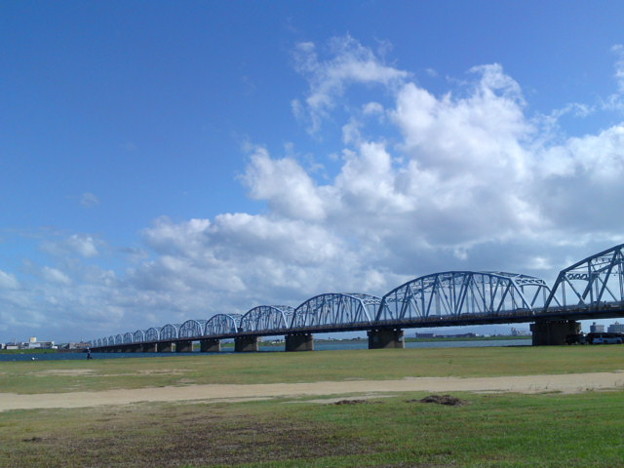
[376,271,551,323]
[179,319,208,339]
[89,244,624,349]
[204,313,241,335]
[290,293,381,331]
[160,323,180,340]
[145,327,161,342]
[544,243,624,313]
[239,305,294,333]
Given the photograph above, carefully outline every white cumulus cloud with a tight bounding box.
[5,36,624,341]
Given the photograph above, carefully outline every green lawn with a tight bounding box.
[1,345,623,467]
[1,345,623,394]
[1,391,622,467]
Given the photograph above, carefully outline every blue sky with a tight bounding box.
[2,1,624,342]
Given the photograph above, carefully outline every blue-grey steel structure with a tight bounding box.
[239,305,294,332]
[291,293,380,330]
[376,271,550,322]
[90,244,624,350]
[179,319,207,339]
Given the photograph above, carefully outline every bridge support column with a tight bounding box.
[157,342,173,353]
[285,333,314,352]
[368,328,405,349]
[234,336,259,352]
[200,339,221,352]
[176,340,193,353]
[531,320,580,346]
[142,343,157,353]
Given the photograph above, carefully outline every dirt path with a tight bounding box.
[1,372,623,412]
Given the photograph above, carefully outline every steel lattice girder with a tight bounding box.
[239,305,294,332]
[291,293,381,329]
[145,327,161,342]
[204,313,241,335]
[376,271,550,321]
[160,323,180,340]
[545,243,624,308]
[179,319,208,338]
[132,329,145,343]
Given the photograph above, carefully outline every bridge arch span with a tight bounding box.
[205,314,241,336]
[239,305,294,333]
[114,334,123,345]
[145,327,161,342]
[132,330,145,343]
[179,319,207,339]
[160,323,180,340]
[376,271,550,322]
[545,243,624,309]
[291,293,381,330]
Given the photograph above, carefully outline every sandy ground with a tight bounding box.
[1,371,623,412]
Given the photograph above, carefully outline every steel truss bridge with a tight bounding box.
[91,244,624,351]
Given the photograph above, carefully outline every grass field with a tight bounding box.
[1,346,623,467]
[2,345,624,394]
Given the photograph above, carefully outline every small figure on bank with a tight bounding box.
[86,348,93,360]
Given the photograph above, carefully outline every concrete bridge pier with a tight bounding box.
[234,336,259,352]
[285,333,314,352]
[176,340,193,353]
[368,328,405,349]
[157,342,173,353]
[200,339,221,352]
[531,320,580,346]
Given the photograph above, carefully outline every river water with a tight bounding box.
[0,339,530,361]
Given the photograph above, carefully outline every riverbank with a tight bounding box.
[1,346,623,467]
[0,348,58,354]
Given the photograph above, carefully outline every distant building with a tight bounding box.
[414,333,435,339]
[435,332,478,338]
[608,322,624,333]
[590,322,605,333]
[3,337,57,350]
[59,342,90,350]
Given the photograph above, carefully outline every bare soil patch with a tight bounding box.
[34,369,94,376]
[1,371,623,412]
[333,399,375,405]
[415,394,469,406]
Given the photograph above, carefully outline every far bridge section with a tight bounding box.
[531,244,624,345]
[89,243,624,352]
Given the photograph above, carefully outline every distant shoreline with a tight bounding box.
[0,335,532,354]
[0,348,59,354]
[223,335,531,347]
[407,335,531,343]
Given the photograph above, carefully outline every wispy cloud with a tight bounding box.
[80,192,100,208]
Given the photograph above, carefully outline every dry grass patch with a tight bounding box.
[0,402,372,468]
